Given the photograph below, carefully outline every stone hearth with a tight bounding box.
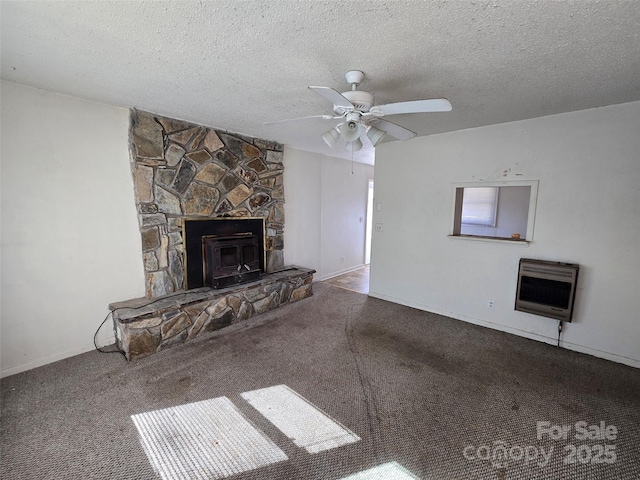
[111,267,314,360]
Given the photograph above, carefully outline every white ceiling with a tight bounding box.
[2,1,639,165]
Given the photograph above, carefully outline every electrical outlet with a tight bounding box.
[487,300,495,310]
[340,257,345,264]
[375,223,383,232]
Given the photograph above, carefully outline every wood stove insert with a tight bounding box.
[203,233,261,288]
[183,218,266,290]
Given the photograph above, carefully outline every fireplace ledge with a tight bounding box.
[109,266,314,360]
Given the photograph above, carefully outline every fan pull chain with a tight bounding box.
[351,143,354,175]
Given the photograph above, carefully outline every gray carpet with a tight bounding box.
[2,282,639,480]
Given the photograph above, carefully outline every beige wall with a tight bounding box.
[284,147,374,280]
[370,101,640,367]
[1,81,145,377]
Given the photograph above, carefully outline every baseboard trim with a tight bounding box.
[0,336,116,379]
[316,264,366,282]
[367,291,640,369]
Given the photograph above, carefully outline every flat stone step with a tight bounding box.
[110,266,315,360]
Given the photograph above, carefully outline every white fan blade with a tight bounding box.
[264,114,337,126]
[373,98,452,116]
[369,118,416,141]
[308,86,354,109]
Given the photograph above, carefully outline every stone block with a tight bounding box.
[161,311,192,339]
[215,198,233,214]
[249,193,271,210]
[226,208,250,217]
[214,149,238,169]
[156,168,176,188]
[241,143,262,159]
[141,227,160,251]
[157,235,169,269]
[253,291,279,314]
[246,158,267,173]
[227,295,242,313]
[268,205,285,224]
[159,330,188,350]
[204,130,224,152]
[266,150,283,164]
[259,178,276,188]
[188,311,209,338]
[253,138,278,151]
[266,250,284,273]
[169,127,199,147]
[195,163,225,186]
[168,232,183,246]
[219,133,251,161]
[130,316,162,329]
[182,183,219,216]
[168,249,184,290]
[140,213,167,228]
[136,158,167,168]
[227,184,252,207]
[189,128,208,151]
[133,165,154,203]
[171,160,197,194]
[291,283,313,302]
[184,300,211,319]
[205,307,235,332]
[139,203,159,214]
[186,149,212,165]
[157,117,191,134]
[155,186,182,215]
[128,328,160,359]
[237,301,253,322]
[143,251,159,271]
[165,144,185,167]
[168,217,182,231]
[220,173,240,193]
[279,282,293,304]
[243,288,266,303]
[272,184,284,201]
[206,297,228,317]
[146,270,173,298]
[132,111,164,159]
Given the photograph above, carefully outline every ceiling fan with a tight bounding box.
[265,70,452,151]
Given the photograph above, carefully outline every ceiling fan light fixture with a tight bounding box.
[366,126,387,147]
[338,120,361,142]
[321,128,340,147]
[348,138,363,152]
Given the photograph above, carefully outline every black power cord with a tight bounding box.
[93,310,123,356]
[557,320,563,347]
[94,289,202,357]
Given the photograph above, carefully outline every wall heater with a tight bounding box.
[515,258,579,322]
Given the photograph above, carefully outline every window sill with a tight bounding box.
[448,235,531,246]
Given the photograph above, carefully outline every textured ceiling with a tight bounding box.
[2,1,639,165]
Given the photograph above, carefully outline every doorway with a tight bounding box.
[365,179,374,265]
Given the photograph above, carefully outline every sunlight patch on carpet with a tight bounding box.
[338,461,420,479]
[131,397,287,480]
[241,384,360,453]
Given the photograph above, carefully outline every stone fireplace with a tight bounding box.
[129,109,286,298]
[109,110,314,360]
